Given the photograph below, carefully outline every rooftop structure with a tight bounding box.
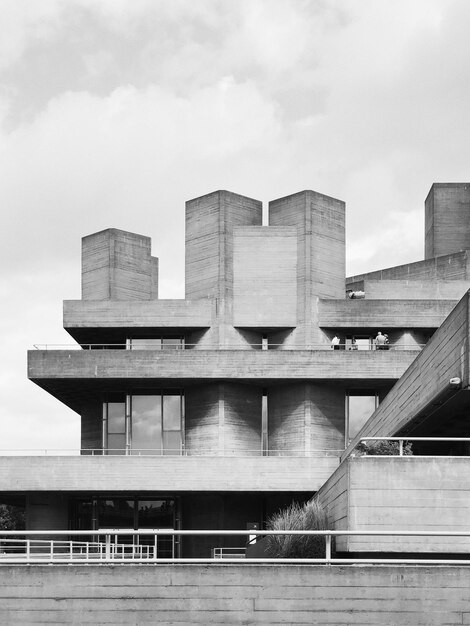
[3,183,470,560]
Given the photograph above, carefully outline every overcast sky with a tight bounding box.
[1,0,470,450]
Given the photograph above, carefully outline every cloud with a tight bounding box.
[2,0,470,449]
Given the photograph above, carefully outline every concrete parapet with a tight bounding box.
[2,564,470,624]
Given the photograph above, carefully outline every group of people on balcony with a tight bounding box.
[330,332,390,350]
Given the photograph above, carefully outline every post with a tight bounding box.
[26,539,30,563]
[105,534,111,560]
[69,540,72,561]
[50,540,54,561]
[325,534,332,565]
[399,439,404,456]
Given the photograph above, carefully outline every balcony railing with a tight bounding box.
[357,437,470,456]
[0,448,342,457]
[2,529,470,565]
[32,343,425,351]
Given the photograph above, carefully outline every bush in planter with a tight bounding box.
[266,499,327,558]
[354,440,413,456]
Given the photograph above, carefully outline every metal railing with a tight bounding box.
[2,529,470,565]
[0,448,342,457]
[359,437,470,456]
[32,343,425,351]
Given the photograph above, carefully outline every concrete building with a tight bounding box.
[3,183,470,559]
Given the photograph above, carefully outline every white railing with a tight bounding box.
[2,529,470,565]
[0,448,342,457]
[358,437,470,456]
[32,343,425,351]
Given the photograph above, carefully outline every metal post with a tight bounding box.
[399,440,404,456]
[26,539,30,562]
[69,541,72,561]
[50,540,54,561]
[105,534,111,560]
[325,534,332,565]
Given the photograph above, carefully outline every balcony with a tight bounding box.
[0,453,340,492]
[28,347,419,411]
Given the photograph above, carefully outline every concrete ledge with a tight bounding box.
[64,299,214,334]
[319,298,457,328]
[1,564,470,624]
[28,349,417,382]
[0,455,340,492]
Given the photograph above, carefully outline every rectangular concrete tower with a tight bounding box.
[425,183,470,259]
[82,228,159,300]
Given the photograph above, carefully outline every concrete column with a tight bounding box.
[268,383,344,454]
[185,383,262,456]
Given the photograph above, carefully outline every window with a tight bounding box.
[103,392,184,455]
[129,337,184,350]
[346,391,379,441]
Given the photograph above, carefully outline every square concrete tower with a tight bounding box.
[81,228,158,300]
[185,190,262,302]
[425,183,470,259]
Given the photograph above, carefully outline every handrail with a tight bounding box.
[32,343,425,351]
[0,448,342,457]
[2,529,470,565]
[358,436,470,456]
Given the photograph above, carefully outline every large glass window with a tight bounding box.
[104,392,183,455]
[346,392,378,441]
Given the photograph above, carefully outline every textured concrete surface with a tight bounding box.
[1,564,470,624]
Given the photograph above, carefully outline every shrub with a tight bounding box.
[354,440,413,456]
[266,499,327,558]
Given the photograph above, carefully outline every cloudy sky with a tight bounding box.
[1,0,470,450]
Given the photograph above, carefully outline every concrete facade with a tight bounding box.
[5,182,470,563]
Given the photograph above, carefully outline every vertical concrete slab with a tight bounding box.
[185,190,262,346]
[269,190,345,347]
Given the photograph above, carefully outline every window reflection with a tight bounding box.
[347,393,378,440]
[104,393,183,455]
[132,396,162,454]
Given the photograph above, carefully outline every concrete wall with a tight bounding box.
[0,456,340,492]
[318,298,456,328]
[347,250,470,291]
[81,229,158,301]
[425,183,470,259]
[233,227,297,327]
[342,291,470,459]
[64,299,214,335]
[364,280,470,300]
[269,190,345,347]
[3,564,470,624]
[319,457,470,554]
[268,384,344,455]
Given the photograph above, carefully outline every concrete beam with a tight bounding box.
[0,455,339,492]
[318,299,457,328]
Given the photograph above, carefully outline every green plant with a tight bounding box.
[355,440,413,456]
[266,499,327,558]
